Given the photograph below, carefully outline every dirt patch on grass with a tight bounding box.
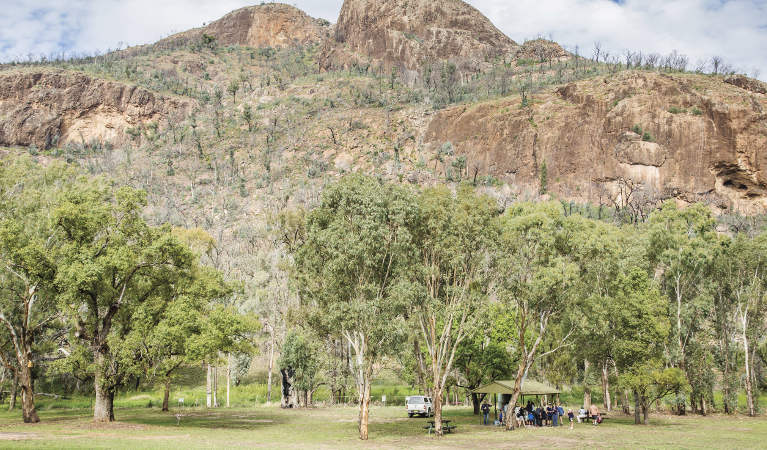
[0,432,40,440]
[75,422,149,431]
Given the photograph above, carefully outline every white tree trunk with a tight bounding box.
[602,361,611,412]
[267,333,275,404]
[226,353,231,408]
[742,316,755,416]
[213,364,218,407]
[206,363,212,408]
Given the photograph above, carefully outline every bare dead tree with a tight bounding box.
[624,50,634,69]
[592,41,603,63]
[711,56,723,75]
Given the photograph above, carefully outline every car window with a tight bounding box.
[407,396,424,404]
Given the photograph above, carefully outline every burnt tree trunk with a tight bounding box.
[162,379,171,412]
[280,367,297,408]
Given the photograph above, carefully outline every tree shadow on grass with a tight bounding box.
[117,409,288,431]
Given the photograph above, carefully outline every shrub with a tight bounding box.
[642,132,654,142]
[668,106,685,114]
[691,107,703,116]
[632,124,643,135]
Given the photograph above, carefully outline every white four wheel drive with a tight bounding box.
[406,396,434,417]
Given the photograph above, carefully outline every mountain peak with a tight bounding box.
[320,0,518,79]
[160,3,330,49]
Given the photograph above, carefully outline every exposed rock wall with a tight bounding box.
[0,70,192,149]
[320,0,518,80]
[425,71,767,213]
[159,3,330,49]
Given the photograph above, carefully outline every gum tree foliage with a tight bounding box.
[0,158,76,423]
[295,174,416,440]
[648,202,716,414]
[278,329,323,407]
[717,233,767,416]
[124,263,246,412]
[54,182,197,422]
[494,202,582,429]
[620,364,689,425]
[453,310,511,414]
[410,185,497,436]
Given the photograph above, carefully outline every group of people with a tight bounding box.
[481,400,603,430]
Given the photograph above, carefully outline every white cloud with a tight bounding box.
[477,0,767,79]
[0,0,765,79]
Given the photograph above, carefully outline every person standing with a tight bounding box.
[552,404,559,427]
[481,401,491,425]
[567,408,575,429]
[557,404,565,426]
[546,404,553,426]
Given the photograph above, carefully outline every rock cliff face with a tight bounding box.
[425,71,767,213]
[160,3,330,49]
[0,71,192,149]
[320,0,517,80]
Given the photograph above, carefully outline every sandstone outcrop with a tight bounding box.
[425,71,767,213]
[725,75,767,95]
[516,39,569,63]
[0,70,192,149]
[319,0,518,81]
[160,3,330,49]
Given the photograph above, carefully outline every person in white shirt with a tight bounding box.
[577,406,588,423]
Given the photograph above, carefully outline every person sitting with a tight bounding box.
[578,406,588,423]
[589,404,600,426]
[516,406,526,429]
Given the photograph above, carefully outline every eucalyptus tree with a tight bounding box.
[279,329,323,407]
[453,313,511,414]
[54,183,197,422]
[295,174,416,440]
[620,364,689,424]
[410,185,497,435]
[720,233,767,416]
[495,202,581,429]
[648,202,717,414]
[126,264,237,412]
[0,158,75,423]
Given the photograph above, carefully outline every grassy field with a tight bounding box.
[0,405,766,449]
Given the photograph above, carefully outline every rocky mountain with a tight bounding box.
[425,71,767,214]
[0,70,192,149]
[0,1,766,216]
[319,0,518,82]
[159,3,330,49]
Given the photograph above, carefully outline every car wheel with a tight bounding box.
[408,413,413,418]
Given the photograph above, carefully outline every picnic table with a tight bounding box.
[424,420,457,434]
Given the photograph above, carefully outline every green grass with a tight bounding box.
[28,383,425,412]
[0,405,766,448]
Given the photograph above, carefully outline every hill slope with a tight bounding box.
[1,2,766,217]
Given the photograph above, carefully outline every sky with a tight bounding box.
[1,0,765,79]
